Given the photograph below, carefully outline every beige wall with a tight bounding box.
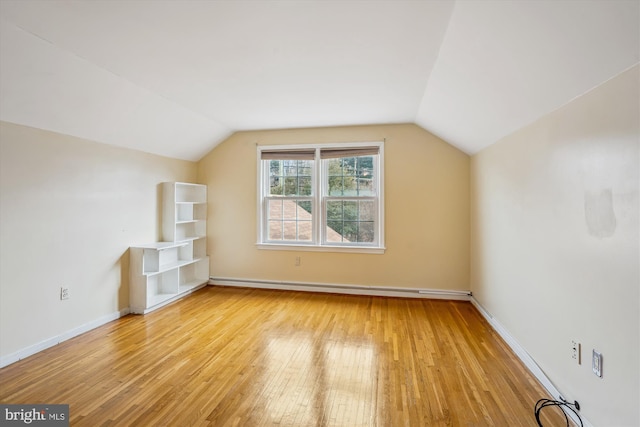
[0,121,197,360]
[470,65,639,426]
[198,123,470,290]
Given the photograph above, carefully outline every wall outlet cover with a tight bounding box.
[592,350,603,378]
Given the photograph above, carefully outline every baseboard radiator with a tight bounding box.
[209,277,471,301]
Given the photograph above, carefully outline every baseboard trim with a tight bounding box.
[209,277,471,300]
[0,307,130,368]
[470,297,592,427]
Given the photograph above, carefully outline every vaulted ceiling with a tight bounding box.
[1,1,638,161]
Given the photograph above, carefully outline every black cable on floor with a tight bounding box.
[534,398,583,427]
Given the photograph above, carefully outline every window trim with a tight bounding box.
[256,142,385,254]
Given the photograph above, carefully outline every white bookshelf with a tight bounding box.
[163,182,207,242]
[129,182,210,314]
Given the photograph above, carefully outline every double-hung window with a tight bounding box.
[258,142,384,253]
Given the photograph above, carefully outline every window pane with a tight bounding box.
[267,198,314,242]
[269,160,283,196]
[358,222,375,243]
[283,221,297,240]
[343,201,357,221]
[357,157,374,176]
[297,220,312,241]
[298,200,312,214]
[356,156,375,196]
[326,200,343,220]
[325,199,376,244]
[268,221,282,240]
[268,199,283,219]
[269,160,313,197]
[294,200,312,222]
[270,160,282,176]
[326,221,344,242]
[284,177,297,196]
[357,178,374,196]
[282,199,298,219]
[328,158,343,176]
[298,161,312,176]
[343,222,358,242]
[328,176,343,196]
[299,176,312,196]
[359,200,375,221]
[269,176,283,195]
[326,155,376,197]
[284,160,298,176]
[343,176,357,196]
[342,157,356,172]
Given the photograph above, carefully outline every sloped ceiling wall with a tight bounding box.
[0,0,638,160]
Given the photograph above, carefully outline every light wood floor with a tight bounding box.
[0,286,566,426]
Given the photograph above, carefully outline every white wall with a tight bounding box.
[0,121,197,362]
[470,65,639,426]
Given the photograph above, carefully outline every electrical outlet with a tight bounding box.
[592,350,603,378]
[571,340,581,364]
[295,256,301,267]
[60,287,69,300]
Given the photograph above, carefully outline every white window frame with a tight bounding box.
[257,142,385,254]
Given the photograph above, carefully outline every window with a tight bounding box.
[258,143,384,253]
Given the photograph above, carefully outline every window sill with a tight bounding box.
[256,243,385,254]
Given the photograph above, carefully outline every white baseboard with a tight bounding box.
[210,277,471,300]
[470,297,592,427]
[0,307,130,368]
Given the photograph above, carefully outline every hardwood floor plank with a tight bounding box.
[1,286,568,426]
